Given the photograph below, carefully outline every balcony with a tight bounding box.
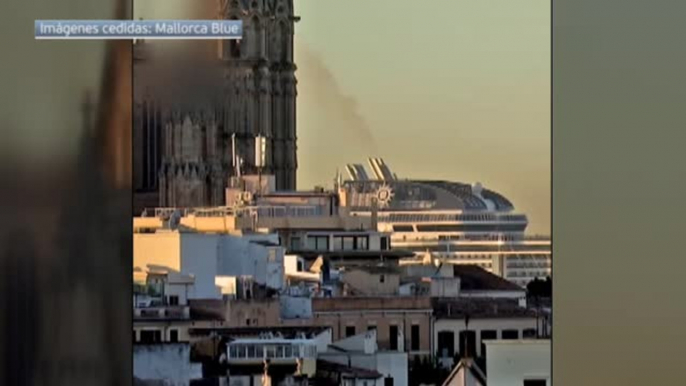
[133,305,190,320]
[227,341,317,365]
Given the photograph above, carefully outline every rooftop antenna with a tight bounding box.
[255,134,266,194]
[231,133,241,178]
[371,197,379,230]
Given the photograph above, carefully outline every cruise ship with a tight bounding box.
[337,158,551,287]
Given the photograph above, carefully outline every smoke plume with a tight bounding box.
[295,43,379,188]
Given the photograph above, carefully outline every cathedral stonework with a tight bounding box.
[133,0,298,212]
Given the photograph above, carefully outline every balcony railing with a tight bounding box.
[237,205,325,218]
[227,342,317,362]
[133,306,190,319]
[148,205,327,220]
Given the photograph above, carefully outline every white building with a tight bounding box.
[319,329,409,386]
[222,326,333,386]
[484,339,551,386]
[133,229,285,299]
[134,343,202,385]
[433,298,541,369]
[441,357,487,386]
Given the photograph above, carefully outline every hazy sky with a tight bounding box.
[138,0,551,233]
[293,0,550,234]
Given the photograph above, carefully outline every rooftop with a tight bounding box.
[433,298,537,319]
[343,264,400,275]
[316,360,382,380]
[442,357,487,386]
[187,326,330,339]
[483,339,551,346]
[294,249,415,260]
[452,265,524,292]
[314,296,432,312]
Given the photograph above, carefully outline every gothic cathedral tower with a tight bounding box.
[219,0,298,191]
[133,0,298,212]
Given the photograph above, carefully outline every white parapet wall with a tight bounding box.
[485,339,551,386]
[133,343,202,385]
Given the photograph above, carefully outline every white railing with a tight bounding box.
[236,205,325,218]
[227,343,316,361]
[148,205,326,220]
[151,207,235,218]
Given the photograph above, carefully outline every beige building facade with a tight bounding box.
[284,297,433,358]
[340,267,400,296]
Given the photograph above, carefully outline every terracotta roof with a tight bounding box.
[452,265,524,291]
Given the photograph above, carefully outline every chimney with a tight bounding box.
[371,198,379,229]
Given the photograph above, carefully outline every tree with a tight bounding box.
[527,276,552,298]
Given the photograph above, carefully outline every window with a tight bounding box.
[168,295,179,306]
[308,236,329,251]
[380,237,389,250]
[523,328,537,338]
[502,329,519,340]
[345,326,356,337]
[380,274,385,283]
[480,330,497,357]
[459,330,477,358]
[368,325,377,331]
[140,330,162,344]
[342,236,355,250]
[411,325,420,351]
[290,237,301,251]
[437,331,454,358]
[415,224,526,232]
[296,260,304,272]
[356,236,369,250]
[334,236,343,250]
[390,325,399,350]
[169,329,179,343]
[229,39,241,58]
[384,377,394,386]
[523,380,547,386]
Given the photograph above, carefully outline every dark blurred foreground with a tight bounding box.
[0,0,132,384]
[0,149,131,386]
